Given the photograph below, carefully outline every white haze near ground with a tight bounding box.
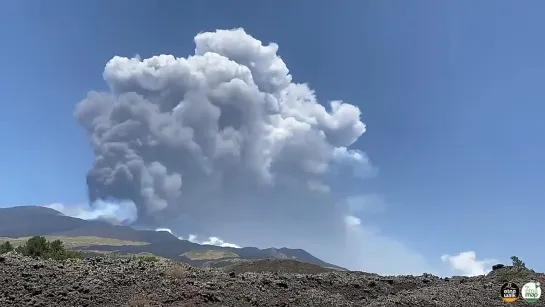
[155,228,241,248]
[43,201,496,277]
[18,28,495,277]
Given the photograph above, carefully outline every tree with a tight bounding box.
[22,236,49,258]
[0,241,14,254]
[46,239,82,260]
[15,236,82,260]
[511,256,526,268]
[49,239,64,253]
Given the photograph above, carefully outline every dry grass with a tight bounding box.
[182,249,239,260]
[166,264,190,279]
[134,254,160,263]
[80,249,123,256]
[0,236,148,248]
[126,294,155,307]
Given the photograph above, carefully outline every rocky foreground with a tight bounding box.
[1,253,544,307]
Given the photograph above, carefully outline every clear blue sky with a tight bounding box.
[1,1,543,274]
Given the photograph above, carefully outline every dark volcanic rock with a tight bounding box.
[492,264,505,270]
[1,253,544,306]
[221,258,334,274]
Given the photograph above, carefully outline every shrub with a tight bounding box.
[47,239,83,260]
[136,254,159,263]
[18,236,49,257]
[493,256,533,282]
[511,256,526,268]
[0,241,14,254]
[15,236,82,260]
[166,264,189,279]
[495,267,532,283]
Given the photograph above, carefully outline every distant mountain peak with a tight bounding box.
[0,205,64,216]
[0,205,344,270]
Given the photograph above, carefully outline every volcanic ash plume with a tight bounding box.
[75,28,372,237]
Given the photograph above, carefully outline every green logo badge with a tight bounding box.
[522,282,541,303]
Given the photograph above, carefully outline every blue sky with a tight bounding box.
[1,1,544,275]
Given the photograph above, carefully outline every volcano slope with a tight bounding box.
[1,253,544,307]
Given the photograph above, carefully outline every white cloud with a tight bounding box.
[191,235,241,248]
[155,227,174,235]
[44,200,137,224]
[441,251,497,276]
[332,147,377,178]
[155,228,240,248]
[155,228,184,240]
[344,215,362,227]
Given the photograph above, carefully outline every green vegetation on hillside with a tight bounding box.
[0,236,83,260]
[0,241,14,253]
[510,255,526,268]
[0,236,148,248]
[494,255,533,282]
[134,254,160,262]
[182,249,239,260]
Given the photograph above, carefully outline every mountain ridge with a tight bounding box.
[0,205,344,270]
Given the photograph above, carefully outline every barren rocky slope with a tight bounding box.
[1,253,544,307]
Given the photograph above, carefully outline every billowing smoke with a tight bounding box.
[75,28,433,274]
[76,28,368,226]
[441,251,498,276]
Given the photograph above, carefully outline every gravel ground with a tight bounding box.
[1,253,543,306]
